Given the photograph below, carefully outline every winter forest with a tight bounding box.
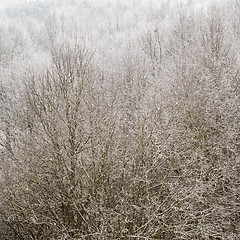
[0,0,239,239]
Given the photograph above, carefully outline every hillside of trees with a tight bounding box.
[0,0,239,239]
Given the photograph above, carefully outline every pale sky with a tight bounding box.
[0,0,211,12]
[0,0,45,10]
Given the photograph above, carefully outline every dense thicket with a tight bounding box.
[0,0,239,239]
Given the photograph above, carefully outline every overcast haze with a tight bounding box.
[0,0,40,10]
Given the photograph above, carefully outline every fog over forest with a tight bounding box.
[0,0,239,239]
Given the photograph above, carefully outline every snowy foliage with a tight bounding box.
[0,0,239,239]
